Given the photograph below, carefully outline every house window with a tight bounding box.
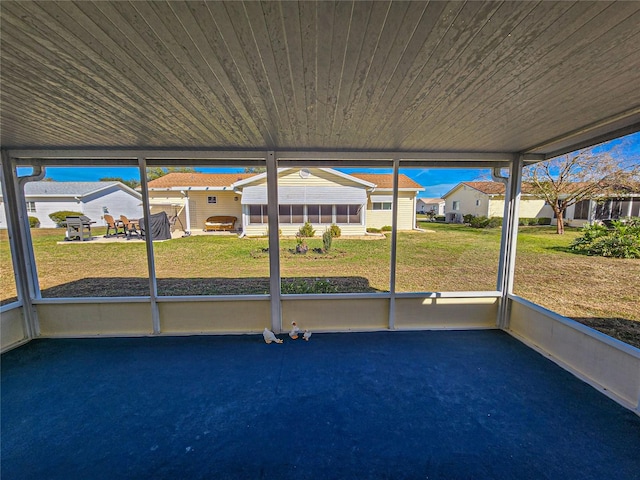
[291,205,304,223]
[307,205,320,223]
[207,196,217,204]
[573,200,590,220]
[249,205,267,224]
[336,204,361,224]
[279,204,292,223]
[452,201,460,211]
[321,205,333,223]
[475,200,480,206]
[373,202,392,210]
[26,201,37,213]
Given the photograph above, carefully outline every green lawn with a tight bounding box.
[1,224,638,346]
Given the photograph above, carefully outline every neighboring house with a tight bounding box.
[442,182,551,223]
[0,181,143,229]
[146,168,424,236]
[442,181,640,225]
[416,198,445,215]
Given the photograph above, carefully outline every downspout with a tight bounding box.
[9,160,46,338]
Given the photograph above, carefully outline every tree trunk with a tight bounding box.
[555,208,565,234]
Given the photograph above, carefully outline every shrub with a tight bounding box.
[49,210,83,227]
[519,217,538,226]
[470,216,502,229]
[463,214,475,224]
[435,215,445,222]
[322,229,332,252]
[487,217,503,228]
[281,278,338,294]
[366,227,381,233]
[28,216,40,228]
[469,216,490,228]
[381,225,392,232]
[570,218,640,258]
[329,224,341,237]
[537,217,552,225]
[298,222,316,237]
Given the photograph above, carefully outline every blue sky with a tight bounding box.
[20,131,639,199]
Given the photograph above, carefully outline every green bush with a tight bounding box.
[322,229,332,252]
[434,215,445,222]
[28,216,40,228]
[519,217,538,226]
[298,222,316,237]
[470,216,502,229]
[463,214,475,224]
[366,227,381,233]
[49,210,83,227]
[329,224,341,237]
[570,218,640,258]
[281,278,338,294]
[537,217,552,225]
[381,225,392,232]
[469,216,490,228]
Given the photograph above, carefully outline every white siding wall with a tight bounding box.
[187,192,242,230]
[366,192,415,230]
[445,186,490,217]
[83,188,143,226]
[487,196,552,219]
[4,186,142,228]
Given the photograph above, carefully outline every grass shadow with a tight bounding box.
[38,276,382,297]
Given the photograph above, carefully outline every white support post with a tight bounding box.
[266,151,282,333]
[138,158,160,334]
[496,155,523,329]
[1,152,39,337]
[183,191,191,236]
[388,159,400,330]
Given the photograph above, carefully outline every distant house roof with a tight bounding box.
[418,198,444,204]
[443,181,540,197]
[147,172,254,189]
[148,171,424,191]
[350,173,423,190]
[23,181,139,197]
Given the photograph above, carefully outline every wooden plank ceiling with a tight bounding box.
[1,1,639,157]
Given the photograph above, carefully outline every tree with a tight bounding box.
[243,167,266,174]
[146,167,197,181]
[522,147,639,234]
[99,177,139,189]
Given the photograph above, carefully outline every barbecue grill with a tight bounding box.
[65,215,94,241]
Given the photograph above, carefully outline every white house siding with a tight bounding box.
[1,185,142,228]
[242,169,369,236]
[487,196,553,219]
[82,188,143,226]
[185,191,242,230]
[366,193,416,230]
[445,185,490,218]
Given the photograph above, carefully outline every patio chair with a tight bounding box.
[120,215,140,239]
[104,214,125,237]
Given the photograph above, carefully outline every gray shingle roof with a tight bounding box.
[24,182,119,196]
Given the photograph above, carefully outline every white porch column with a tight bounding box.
[496,154,523,329]
[266,151,282,333]
[138,157,160,335]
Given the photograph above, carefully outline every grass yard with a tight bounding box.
[1,224,638,347]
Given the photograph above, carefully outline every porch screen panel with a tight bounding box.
[23,166,150,299]
[152,164,269,296]
[0,178,18,305]
[631,199,640,217]
[512,150,640,343]
[321,205,333,223]
[308,205,320,223]
[279,166,391,295]
[396,167,501,293]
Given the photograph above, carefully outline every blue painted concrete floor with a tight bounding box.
[2,330,639,479]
